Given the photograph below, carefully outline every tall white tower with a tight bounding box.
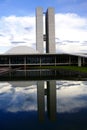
[36,7,55,53]
[36,7,44,53]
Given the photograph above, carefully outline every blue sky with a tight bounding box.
[0,0,87,53]
[0,0,86,16]
[0,0,87,16]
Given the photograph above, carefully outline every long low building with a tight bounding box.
[0,46,87,69]
[0,53,87,68]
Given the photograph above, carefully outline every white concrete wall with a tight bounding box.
[46,8,55,53]
[36,7,44,53]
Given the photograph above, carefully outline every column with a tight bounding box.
[78,56,81,67]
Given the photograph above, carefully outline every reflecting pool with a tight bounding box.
[0,80,87,130]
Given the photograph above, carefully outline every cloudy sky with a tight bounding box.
[0,0,87,53]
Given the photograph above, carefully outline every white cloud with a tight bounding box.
[55,13,87,41]
[0,15,36,52]
[55,13,87,53]
[0,13,87,53]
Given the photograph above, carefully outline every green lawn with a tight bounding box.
[36,66,87,73]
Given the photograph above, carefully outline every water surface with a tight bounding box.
[0,80,87,130]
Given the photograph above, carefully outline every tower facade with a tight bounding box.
[36,7,44,53]
[36,7,55,53]
[46,8,55,53]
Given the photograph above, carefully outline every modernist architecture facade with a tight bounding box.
[0,52,87,68]
[36,7,55,53]
[0,7,87,69]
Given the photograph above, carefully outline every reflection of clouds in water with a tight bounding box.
[56,80,81,89]
[9,81,37,87]
[57,80,87,113]
[0,81,87,114]
[0,82,37,113]
[0,82,12,94]
[7,92,37,113]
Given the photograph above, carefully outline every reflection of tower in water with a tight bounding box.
[37,80,56,121]
[37,81,45,121]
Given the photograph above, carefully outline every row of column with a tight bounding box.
[8,56,82,67]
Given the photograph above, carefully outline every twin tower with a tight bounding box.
[36,7,55,53]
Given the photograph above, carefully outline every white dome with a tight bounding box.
[5,46,39,54]
[9,81,36,87]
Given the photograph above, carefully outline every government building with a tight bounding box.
[0,7,87,69]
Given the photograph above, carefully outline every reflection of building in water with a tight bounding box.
[37,81,45,121]
[47,81,56,121]
[37,80,56,121]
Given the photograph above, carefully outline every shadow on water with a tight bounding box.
[0,70,87,129]
[0,69,87,81]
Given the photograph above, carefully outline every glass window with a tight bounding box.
[56,55,69,63]
[41,56,55,64]
[0,56,9,64]
[26,56,40,64]
[11,56,24,64]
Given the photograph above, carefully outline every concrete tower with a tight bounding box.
[36,7,44,53]
[36,7,55,53]
[46,8,55,53]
